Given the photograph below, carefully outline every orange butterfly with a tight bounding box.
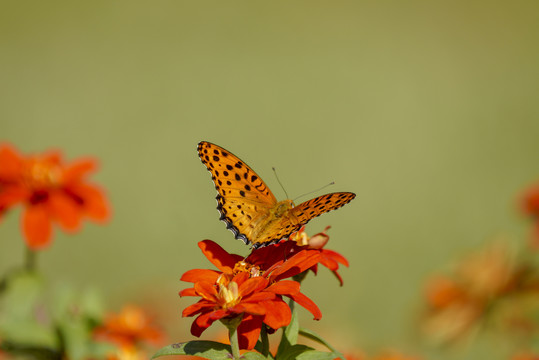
[197,141,356,248]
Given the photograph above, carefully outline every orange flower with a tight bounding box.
[371,352,422,360]
[512,352,539,360]
[422,241,528,343]
[521,182,539,247]
[180,240,322,350]
[94,305,164,348]
[0,144,110,249]
[247,226,349,285]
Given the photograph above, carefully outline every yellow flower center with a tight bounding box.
[24,159,63,189]
[218,281,240,309]
[233,261,262,277]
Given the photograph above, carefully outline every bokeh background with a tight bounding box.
[1,1,539,359]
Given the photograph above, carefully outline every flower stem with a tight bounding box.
[221,316,242,360]
[228,324,241,360]
[25,247,37,272]
[260,325,270,357]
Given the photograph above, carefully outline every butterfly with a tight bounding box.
[197,141,356,248]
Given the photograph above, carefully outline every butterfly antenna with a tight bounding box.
[293,182,335,202]
[272,167,290,199]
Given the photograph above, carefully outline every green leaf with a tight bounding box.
[277,344,313,360]
[0,272,56,348]
[295,350,340,360]
[242,351,269,360]
[277,345,338,360]
[276,307,299,358]
[298,328,344,359]
[152,340,233,360]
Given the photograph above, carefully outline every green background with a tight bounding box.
[1,1,539,358]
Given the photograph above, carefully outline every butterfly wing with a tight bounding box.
[252,192,357,249]
[197,141,278,245]
[290,192,356,226]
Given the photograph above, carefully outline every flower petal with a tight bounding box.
[0,186,29,209]
[182,300,214,317]
[261,299,291,329]
[321,249,349,267]
[236,314,263,350]
[243,291,277,303]
[238,277,268,298]
[191,312,218,337]
[68,184,110,221]
[269,250,322,282]
[0,144,23,181]
[288,291,322,320]
[266,280,300,296]
[48,192,81,231]
[179,288,197,297]
[198,240,244,272]
[22,205,53,250]
[194,281,218,302]
[231,302,266,316]
[63,158,97,182]
[181,269,221,284]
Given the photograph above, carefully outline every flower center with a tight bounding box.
[233,261,262,277]
[24,158,63,189]
[218,281,240,309]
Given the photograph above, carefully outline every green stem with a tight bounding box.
[25,247,37,272]
[228,324,241,360]
[260,325,270,357]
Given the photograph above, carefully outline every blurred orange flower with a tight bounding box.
[104,345,148,360]
[371,352,422,360]
[422,242,528,343]
[521,182,539,247]
[0,144,110,249]
[337,350,421,360]
[512,352,539,360]
[93,305,164,348]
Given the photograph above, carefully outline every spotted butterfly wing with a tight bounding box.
[197,141,356,248]
[290,192,356,224]
[198,141,278,245]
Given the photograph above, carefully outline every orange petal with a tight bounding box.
[181,269,221,284]
[261,299,291,329]
[244,291,277,303]
[48,192,81,231]
[194,281,218,301]
[270,250,321,281]
[179,288,197,297]
[288,292,322,320]
[182,300,214,317]
[75,184,110,221]
[63,158,97,182]
[0,186,30,208]
[22,205,53,250]
[238,277,268,297]
[321,249,349,267]
[0,144,24,180]
[198,240,244,272]
[232,302,266,316]
[266,280,300,295]
[236,314,262,350]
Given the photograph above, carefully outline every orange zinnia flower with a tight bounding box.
[521,182,539,247]
[93,305,164,348]
[0,144,110,249]
[247,226,349,285]
[179,240,322,350]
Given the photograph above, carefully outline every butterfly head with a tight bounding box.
[273,199,295,217]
